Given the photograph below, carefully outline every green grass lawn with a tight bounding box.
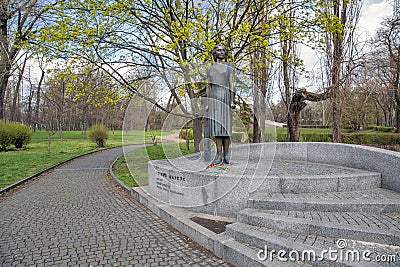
[31,129,169,140]
[112,142,195,188]
[276,127,400,136]
[275,127,332,135]
[0,130,172,190]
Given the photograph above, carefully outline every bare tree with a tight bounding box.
[286,0,362,142]
[0,0,59,119]
[375,16,400,132]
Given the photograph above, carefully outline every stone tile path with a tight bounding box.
[0,146,229,267]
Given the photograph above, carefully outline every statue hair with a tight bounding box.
[212,44,227,61]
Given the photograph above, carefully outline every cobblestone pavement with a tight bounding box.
[0,146,229,267]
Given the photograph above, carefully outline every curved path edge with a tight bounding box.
[0,146,124,194]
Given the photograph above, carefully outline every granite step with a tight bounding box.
[249,188,400,212]
[226,222,399,267]
[237,208,400,246]
[218,233,310,267]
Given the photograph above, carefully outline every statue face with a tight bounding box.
[212,44,227,61]
[214,47,226,59]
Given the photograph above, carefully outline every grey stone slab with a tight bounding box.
[238,208,400,246]
[226,223,347,267]
[279,176,339,193]
[337,174,381,191]
[221,239,267,267]
[250,188,400,212]
[210,233,233,259]
[352,146,400,193]
[306,142,356,167]
[273,142,308,161]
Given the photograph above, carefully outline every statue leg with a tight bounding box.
[222,137,231,164]
[212,137,223,164]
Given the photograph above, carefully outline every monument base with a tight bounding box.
[147,143,384,217]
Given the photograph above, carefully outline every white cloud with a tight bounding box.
[358,0,393,39]
[300,1,393,83]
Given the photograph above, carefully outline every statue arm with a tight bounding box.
[206,71,211,111]
[229,63,235,108]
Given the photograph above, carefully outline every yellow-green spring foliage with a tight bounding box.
[0,121,33,151]
[88,124,109,148]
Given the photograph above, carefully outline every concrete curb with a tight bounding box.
[108,156,132,193]
[0,146,121,194]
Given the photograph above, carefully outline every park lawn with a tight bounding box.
[275,127,400,136]
[275,127,340,135]
[31,129,169,141]
[0,130,172,190]
[112,142,195,188]
[0,140,101,189]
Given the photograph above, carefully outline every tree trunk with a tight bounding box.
[27,84,34,126]
[0,9,19,120]
[282,45,294,141]
[332,94,342,142]
[288,89,331,142]
[396,104,400,133]
[0,74,10,120]
[253,66,260,143]
[253,114,260,143]
[395,47,400,133]
[287,112,300,142]
[193,116,202,152]
[330,0,346,143]
[288,91,308,142]
[34,69,45,129]
[0,10,9,120]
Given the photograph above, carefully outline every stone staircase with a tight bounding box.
[146,142,400,266]
[222,166,400,267]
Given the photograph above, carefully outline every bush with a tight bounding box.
[373,126,396,133]
[300,133,332,142]
[179,127,194,140]
[0,121,32,151]
[341,133,400,145]
[11,122,32,148]
[277,133,288,142]
[0,121,13,151]
[88,124,109,147]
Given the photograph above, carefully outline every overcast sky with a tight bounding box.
[359,0,393,37]
[298,0,394,90]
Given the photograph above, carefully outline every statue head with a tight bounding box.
[212,44,227,61]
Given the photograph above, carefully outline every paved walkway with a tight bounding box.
[0,146,229,267]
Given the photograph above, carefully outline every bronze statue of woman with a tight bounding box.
[206,44,235,165]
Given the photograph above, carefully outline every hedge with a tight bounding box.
[0,120,32,151]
